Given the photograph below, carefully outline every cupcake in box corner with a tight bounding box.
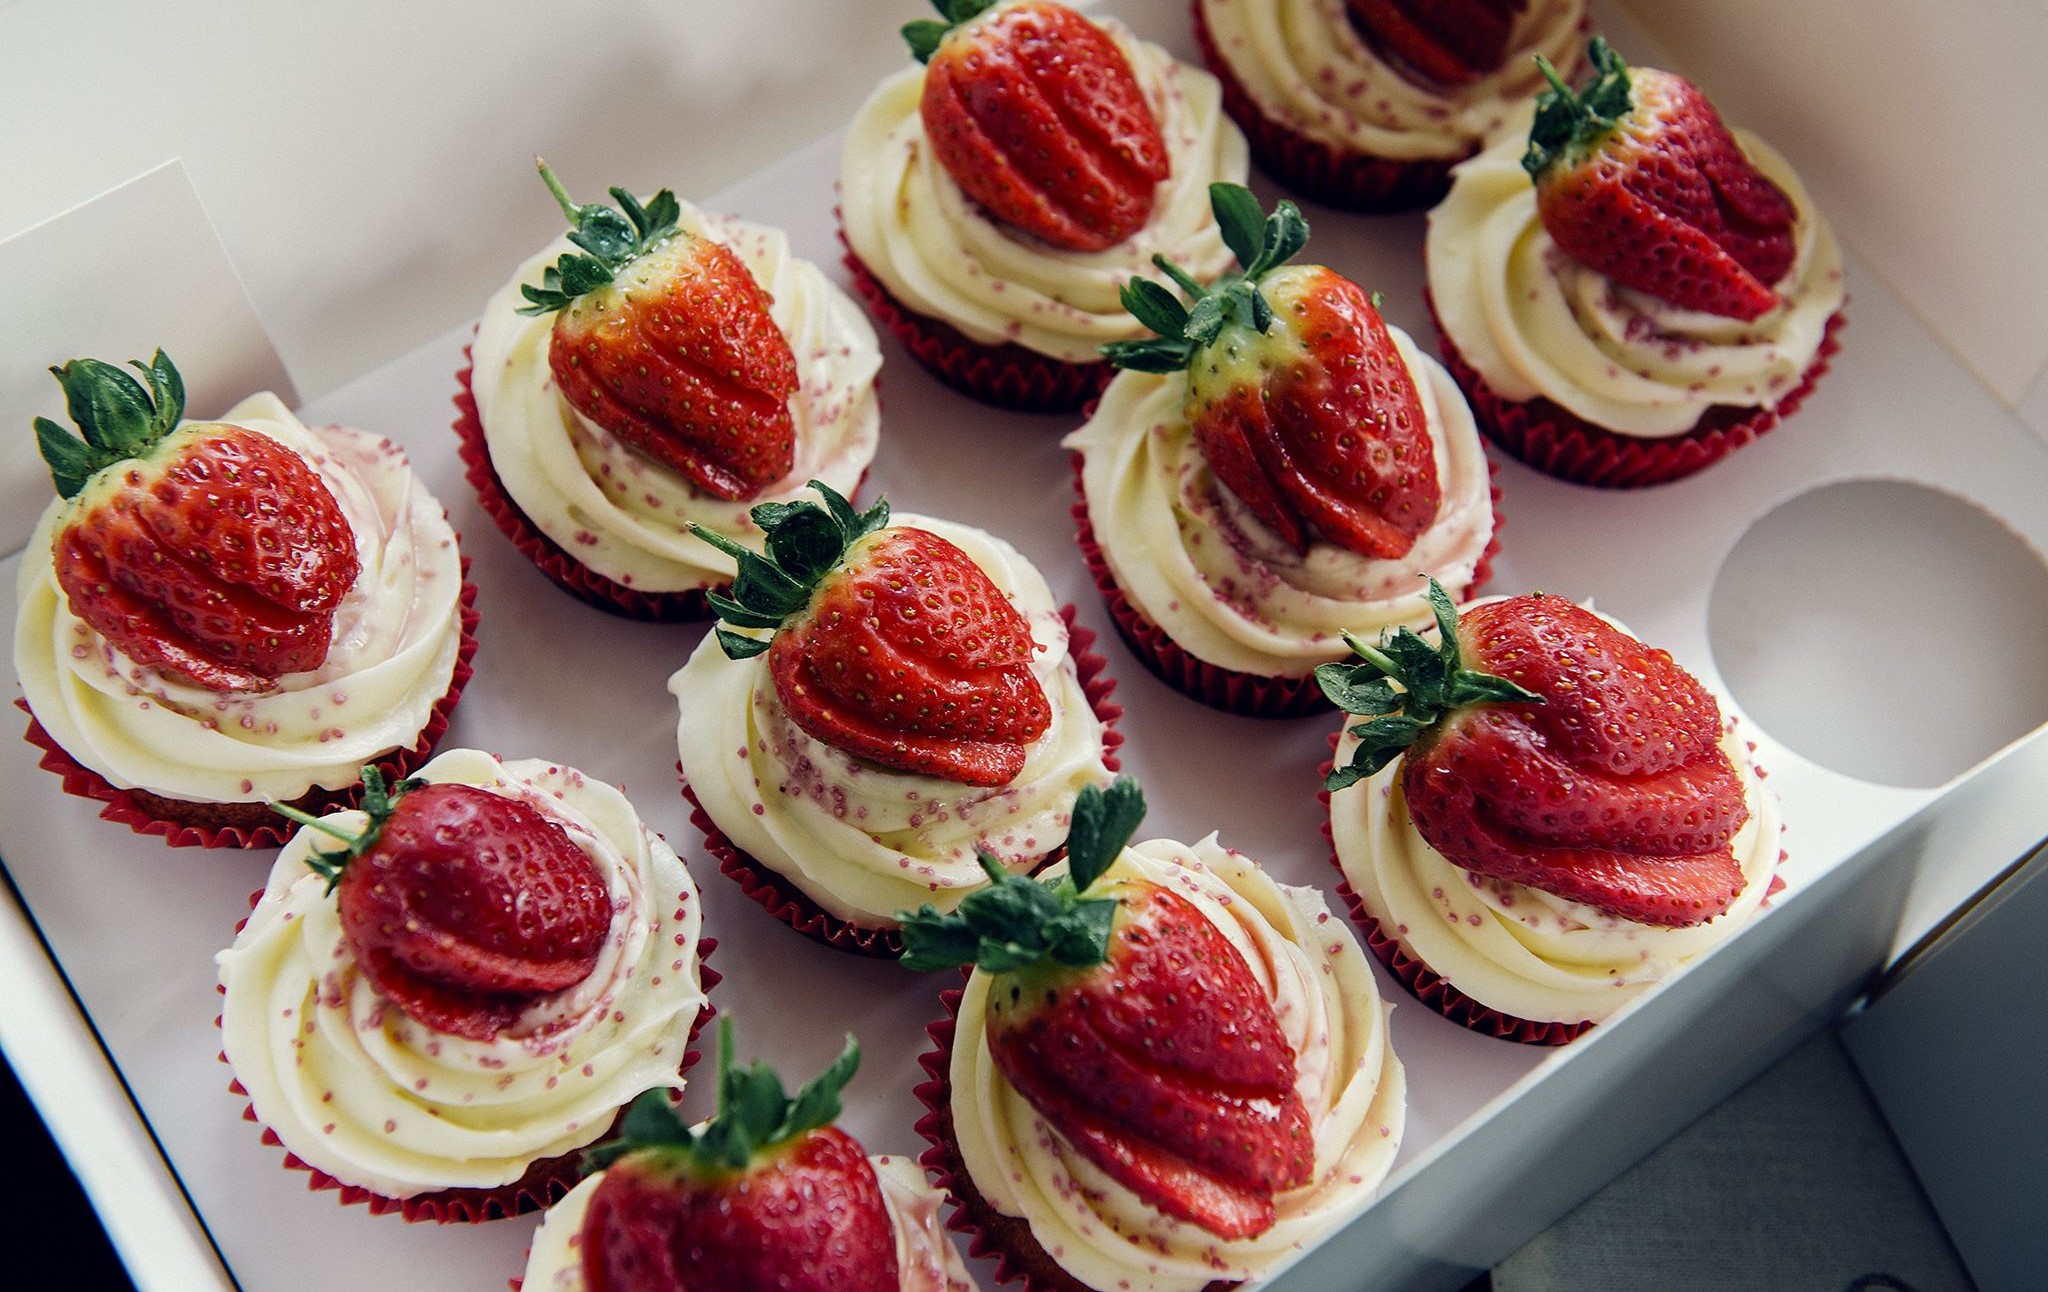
[459,164,880,618]
[904,778,1405,1292]
[16,351,475,848]
[1067,184,1498,717]
[1320,582,1782,1044]
[1193,0,1588,209]
[519,1020,971,1291]
[671,483,1120,956]
[839,0,1249,411]
[1427,38,1846,487]
[216,748,712,1221]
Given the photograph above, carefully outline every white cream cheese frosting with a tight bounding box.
[1427,102,1846,437]
[1198,0,1586,161]
[1065,323,1494,678]
[671,514,1115,928]
[15,393,464,804]
[948,837,1405,1292]
[1327,616,1781,1027]
[840,8,1249,364]
[217,748,707,1200]
[520,1153,972,1291]
[470,202,880,594]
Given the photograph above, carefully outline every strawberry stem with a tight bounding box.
[34,350,188,501]
[692,481,890,660]
[1523,37,1634,180]
[897,778,1143,974]
[1319,579,1544,792]
[584,1017,861,1176]
[271,766,421,894]
[517,164,685,317]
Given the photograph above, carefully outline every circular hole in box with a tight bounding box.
[1707,478,2048,788]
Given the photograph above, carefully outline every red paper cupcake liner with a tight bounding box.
[453,347,714,622]
[19,570,479,850]
[1430,295,1848,489]
[1192,1,1460,213]
[1069,452,1502,718]
[839,238,1111,415]
[913,982,1240,1292]
[1317,739,1790,1045]
[682,605,1124,958]
[219,888,720,1224]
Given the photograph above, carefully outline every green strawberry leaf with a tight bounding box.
[33,418,96,501]
[903,18,948,62]
[1121,277,1191,338]
[1101,337,1193,373]
[713,625,771,660]
[1064,778,1146,894]
[1211,183,1267,270]
[1524,37,1634,180]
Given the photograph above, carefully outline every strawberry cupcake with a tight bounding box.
[1321,583,1782,1044]
[216,748,711,1220]
[671,484,1119,956]
[16,351,474,848]
[905,779,1405,1292]
[839,0,1248,411]
[1068,186,1497,717]
[518,1021,972,1291]
[1193,0,1587,209]
[1427,38,1846,487]
[460,164,880,618]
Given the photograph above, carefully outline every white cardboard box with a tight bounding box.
[3,2,2045,1289]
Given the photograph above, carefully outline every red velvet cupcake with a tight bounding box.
[838,0,1248,412]
[1426,38,1846,487]
[672,486,1122,957]
[462,165,878,617]
[16,351,476,847]
[216,749,714,1220]
[1192,0,1587,211]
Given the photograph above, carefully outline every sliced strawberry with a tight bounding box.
[909,0,1169,251]
[1345,0,1529,87]
[36,352,359,693]
[900,779,1314,1238]
[1109,186,1441,559]
[522,164,798,503]
[1523,38,1797,321]
[696,485,1051,788]
[282,770,611,1041]
[1321,581,1751,928]
[580,1022,896,1292]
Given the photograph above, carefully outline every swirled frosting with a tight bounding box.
[840,8,1249,363]
[470,203,880,593]
[519,1154,973,1291]
[671,514,1114,928]
[1198,0,1586,160]
[1328,621,1781,1027]
[216,748,707,1199]
[949,837,1405,1292]
[1428,102,1846,437]
[1065,324,1495,678]
[14,394,464,804]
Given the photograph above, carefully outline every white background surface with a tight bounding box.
[4,1,2048,1290]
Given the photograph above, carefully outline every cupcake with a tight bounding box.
[1320,582,1782,1044]
[1193,0,1587,209]
[840,0,1248,411]
[519,1020,972,1291]
[216,748,711,1220]
[1426,38,1846,487]
[672,483,1119,956]
[904,778,1405,1292]
[460,164,880,618]
[16,351,475,848]
[1068,185,1498,717]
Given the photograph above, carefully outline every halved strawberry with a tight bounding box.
[34,351,359,693]
[518,163,798,501]
[1321,581,1750,927]
[578,1020,896,1292]
[900,779,1313,1238]
[1345,0,1530,87]
[278,767,611,1041]
[905,0,1170,251]
[1522,37,1798,321]
[694,483,1051,787]
[1106,184,1440,558]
